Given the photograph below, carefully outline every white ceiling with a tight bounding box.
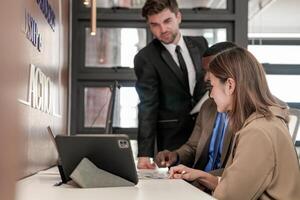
[249,0,300,34]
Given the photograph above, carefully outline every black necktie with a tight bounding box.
[175,45,189,91]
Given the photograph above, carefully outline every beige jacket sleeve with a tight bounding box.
[213,127,275,200]
[175,111,202,166]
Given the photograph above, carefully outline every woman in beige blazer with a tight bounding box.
[169,47,300,200]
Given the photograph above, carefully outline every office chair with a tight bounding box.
[288,108,300,144]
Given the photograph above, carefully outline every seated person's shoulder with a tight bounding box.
[185,36,208,50]
[186,35,206,42]
[197,98,217,120]
[202,98,216,110]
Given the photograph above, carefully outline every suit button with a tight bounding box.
[191,98,195,106]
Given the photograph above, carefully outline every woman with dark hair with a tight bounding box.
[169,47,300,200]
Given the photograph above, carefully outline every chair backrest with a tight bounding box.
[288,108,300,144]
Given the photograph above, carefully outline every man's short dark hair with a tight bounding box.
[203,41,237,57]
[142,0,179,19]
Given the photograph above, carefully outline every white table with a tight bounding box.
[16,167,216,200]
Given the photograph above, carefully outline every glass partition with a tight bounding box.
[84,86,139,128]
[85,27,227,68]
[113,86,139,128]
[85,27,146,68]
[181,28,227,46]
[266,75,300,103]
[94,0,227,9]
[84,87,112,128]
[248,45,300,65]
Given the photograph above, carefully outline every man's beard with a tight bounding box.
[160,32,178,44]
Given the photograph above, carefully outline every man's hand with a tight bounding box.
[137,157,156,169]
[155,150,178,167]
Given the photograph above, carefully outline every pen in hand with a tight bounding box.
[168,170,187,179]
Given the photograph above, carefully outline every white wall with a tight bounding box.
[249,0,300,34]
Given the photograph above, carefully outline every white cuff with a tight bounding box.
[217,176,222,183]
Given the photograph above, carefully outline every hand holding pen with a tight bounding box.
[168,164,219,191]
[168,164,192,179]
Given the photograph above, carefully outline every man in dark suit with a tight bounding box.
[155,42,238,177]
[154,42,237,192]
[134,0,208,169]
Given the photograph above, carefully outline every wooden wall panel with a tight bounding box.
[0,2,22,199]
[16,0,69,177]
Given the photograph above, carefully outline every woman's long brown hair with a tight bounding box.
[209,47,281,133]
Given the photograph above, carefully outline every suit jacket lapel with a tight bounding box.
[220,128,233,167]
[193,110,218,168]
[224,133,238,168]
[161,47,189,92]
[184,37,202,82]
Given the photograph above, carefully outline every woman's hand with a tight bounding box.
[168,164,201,181]
[169,164,219,191]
